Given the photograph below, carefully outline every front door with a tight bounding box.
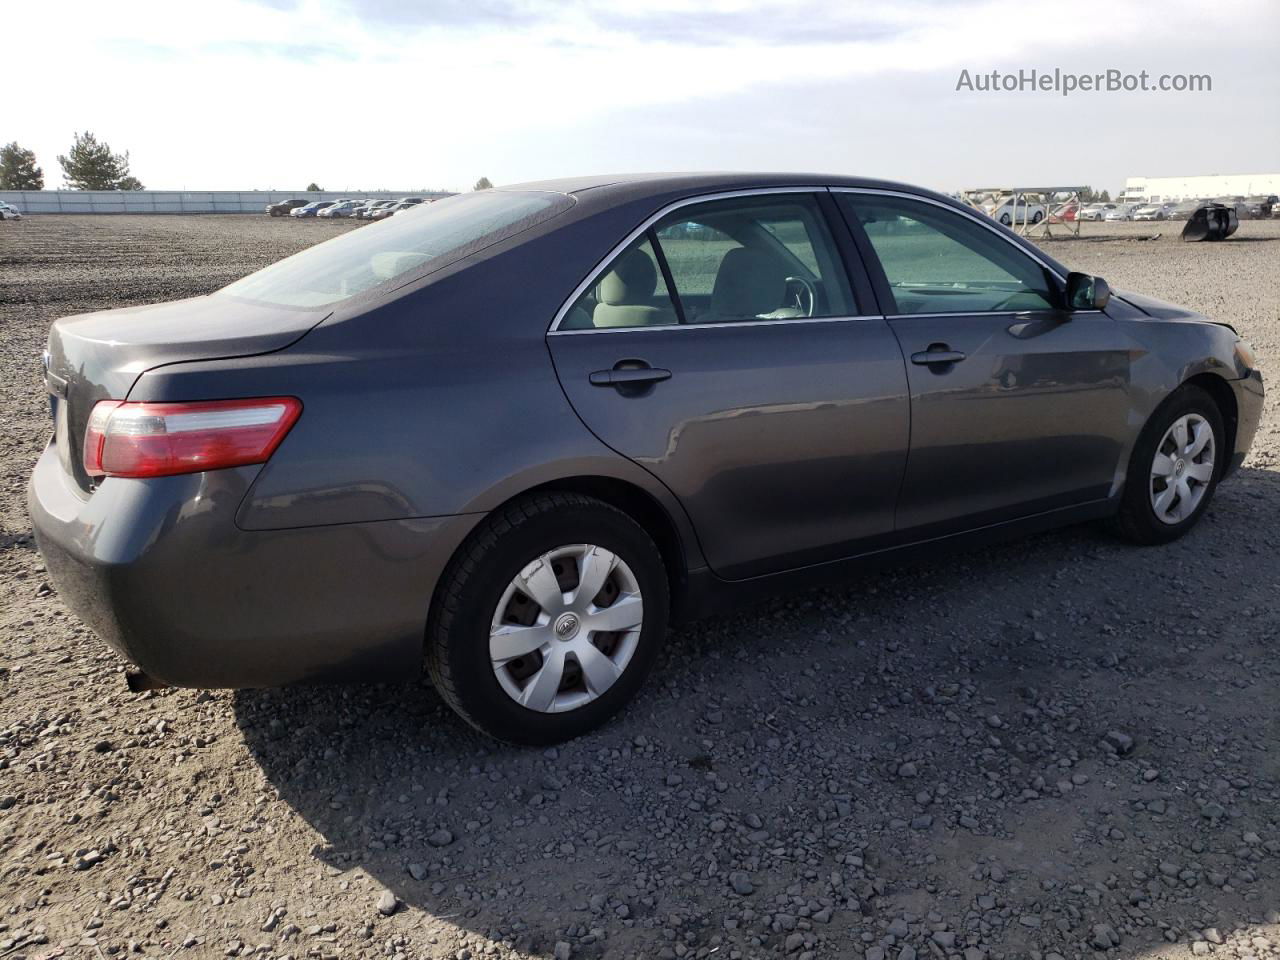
[837,191,1134,534]
[548,191,911,580]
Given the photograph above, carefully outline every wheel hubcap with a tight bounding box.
[489,544,644,714]
[1149,413,1215,525]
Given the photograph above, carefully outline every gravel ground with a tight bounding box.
[2,215,1279,960]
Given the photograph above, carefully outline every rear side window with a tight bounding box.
[560,193,855,330]
[560,235,679,330]
[840,194,1058,314]
[223,190,574,307]
[655,195,854,324]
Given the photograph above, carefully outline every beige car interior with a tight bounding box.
[591,248,678,328]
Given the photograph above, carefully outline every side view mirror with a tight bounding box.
[1065,271,1111,311]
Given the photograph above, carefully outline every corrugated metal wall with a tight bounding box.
[0,190,451,214]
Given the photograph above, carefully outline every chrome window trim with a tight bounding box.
[548,313,879,336]
[547,186,874,335]
[883,309,1104,320]
[830,186,1070,285]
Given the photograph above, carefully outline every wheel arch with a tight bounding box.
[1182,372,1239,474]
[428,474,700,629]
[516,475,693,619]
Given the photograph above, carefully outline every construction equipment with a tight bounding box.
[959,187,1088,238]
[1180,203,1240,241]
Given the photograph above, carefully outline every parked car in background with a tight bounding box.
[358,200,397,220]
[0,201,23,221]
[1243,196,1276,219]
[28,173,1264,743]
[1167,200,1205,221]
[989,198,1045,225]
[265,198,309,217]
[370,198,426,220]
[318,200,366,219]
[1077,203,1116,221]
[1104,204,1139,221]
[290,201,336,218]
[1048,202,1078,222]
[1133,203,1171,221]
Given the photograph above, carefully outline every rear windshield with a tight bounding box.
[223,190,572,308]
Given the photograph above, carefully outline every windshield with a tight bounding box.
[223,190,573,307]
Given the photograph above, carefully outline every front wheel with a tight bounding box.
[426,493,669,744]
[1113,385,1224,544]
[1031,211,1044,223]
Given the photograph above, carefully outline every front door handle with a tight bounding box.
[589,366,672,387]
[910,348,967,366]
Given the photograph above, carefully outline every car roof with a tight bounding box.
[500,171,955,203]
[488,171,1073,281]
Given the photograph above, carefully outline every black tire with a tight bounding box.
[999,213,1012,225]
[425,492,669,744]
[1113,385,1225,545]
[1031,211,1044,223]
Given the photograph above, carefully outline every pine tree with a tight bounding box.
[0,142,44,189]
[306,182,322,192]
[57,132,141,190]
[473,177,493,190]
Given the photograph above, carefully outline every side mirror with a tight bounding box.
[1065,271,1111,311]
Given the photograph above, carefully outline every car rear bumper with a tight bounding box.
[27,444,480,688]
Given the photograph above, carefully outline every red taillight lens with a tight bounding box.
[82,397,302,479]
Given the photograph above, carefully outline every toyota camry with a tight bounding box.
[28,173,1264,743]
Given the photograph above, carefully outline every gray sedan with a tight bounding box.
[28,173,1264,743]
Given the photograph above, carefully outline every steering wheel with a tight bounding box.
[784,276,817,317]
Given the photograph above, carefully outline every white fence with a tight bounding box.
[0,189,451,215]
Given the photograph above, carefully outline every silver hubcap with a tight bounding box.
[489,544,643,713]
[1150,413,1215,525]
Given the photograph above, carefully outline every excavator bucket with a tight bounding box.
[1181,203,1239,241]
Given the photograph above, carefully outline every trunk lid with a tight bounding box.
[44,292,326,493]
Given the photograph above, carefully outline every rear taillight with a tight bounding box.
[82,397,302,479]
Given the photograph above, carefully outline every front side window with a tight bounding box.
[841,194,1058,315]
[560,193,855,330]
[223,189,573,307]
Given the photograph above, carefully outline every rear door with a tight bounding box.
[836,190,1133,535]
[547,190,910,580]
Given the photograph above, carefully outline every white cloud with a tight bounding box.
[9,0,1277,191]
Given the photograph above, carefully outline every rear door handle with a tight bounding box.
[589,367,672,386]
[910,349,966,366]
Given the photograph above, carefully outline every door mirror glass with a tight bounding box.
[1065,272,1111,310]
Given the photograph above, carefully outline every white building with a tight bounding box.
[1120,173,1280,203]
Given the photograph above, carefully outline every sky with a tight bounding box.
[8,0,1279,195]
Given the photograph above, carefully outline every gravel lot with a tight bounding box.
[2,215,1279,960]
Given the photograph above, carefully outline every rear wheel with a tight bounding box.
[426,492,669,744]
[1114,385,1224,544]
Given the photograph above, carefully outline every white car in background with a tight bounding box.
[989,198,1046,225]
[1104,204,1139,221]
[1077,203,1116,221]
[1133,203,1173,221]
[0,201,23,220]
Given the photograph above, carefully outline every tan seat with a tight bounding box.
[592,249,677,328]
[704,247,804,323]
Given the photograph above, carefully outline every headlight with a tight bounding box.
[1235,339,1259,370]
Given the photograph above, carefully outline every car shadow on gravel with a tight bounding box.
[234,503,1280,958]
